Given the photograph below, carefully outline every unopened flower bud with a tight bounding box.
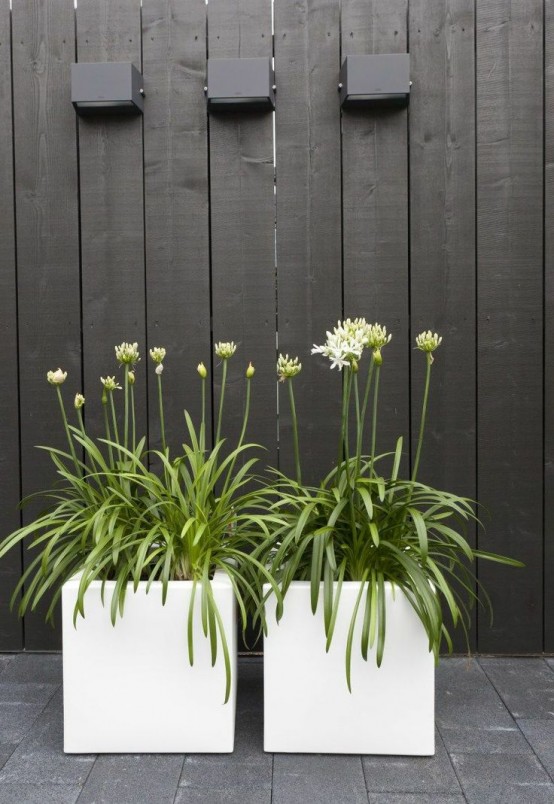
[74,393,85,410]
[197,362,207,379]
[47,368,67,386]
[155,363,164,376]
[149,347,166,364]
[246,362,255,379]
[372,348,383,366]
[350,359,359,374]
[128,370,135,385]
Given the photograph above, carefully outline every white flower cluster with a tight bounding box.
[277,354,302,381]
[149,347,166,364]
[214,341,237,359]
[115,342,140,366]
[47,368,67,386]
[101,376,122,392]
[415,331,442,353]
[311,319,391,370]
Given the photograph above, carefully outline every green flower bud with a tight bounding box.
[246,362,255,379]
[372,348,383,366]
[197,362,208,379]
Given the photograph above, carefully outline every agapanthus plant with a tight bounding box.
[0,341,279,702]
[258,320,522,689]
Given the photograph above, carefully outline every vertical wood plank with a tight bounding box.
[0,0,22,649]
[77,0,146,439]
[476,0,543,652]
[545,0,554,651]
[207,0,277,466]
[409,0,476,650]
[275,0,342,485]
[341,0,409,464]
[142,0,211,452]
[12,0,81,649]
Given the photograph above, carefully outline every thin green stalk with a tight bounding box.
[130,383,136,453]
[124,365,129,452]
[215,359,228,444]
[200,376,206,453]
[411,353,433,484]
[343,368,353,481]
[370,364,381,476]
[353,372,361,475]
[158,373,166,453]
[55,386,80,476]
[102,394,114,466]
[223,377,252,496]
[337,369,349,477]
[357,360,374,472]
[109,392,120,459]
[288,379,302,485]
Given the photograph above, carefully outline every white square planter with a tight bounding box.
[62,571,237,753]
[264,581,435,755]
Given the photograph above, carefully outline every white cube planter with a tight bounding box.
[264,581,435,755]
[62,572,237,753]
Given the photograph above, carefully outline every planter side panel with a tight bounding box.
[264,582,434,755]
[62,579,237,753]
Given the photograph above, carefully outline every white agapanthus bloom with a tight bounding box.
[149,347,166,364]
[101,376,122,392]
[277,354,302,381]
[47,368,67,386]
[214,341,237,359]
[415,331,442,353]
[74,393,85,409]
[115,342,140,366]
[311,320,367,370]
[367,323,392,350]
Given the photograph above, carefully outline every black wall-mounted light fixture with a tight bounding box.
[206,57,275,112]
[339,54,410,108]
[71,62,144,116]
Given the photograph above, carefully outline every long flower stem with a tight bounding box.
[411,354,432,484]
[370,365,381,476]
[216,360,228,445]
[354,373,361,475]
[223,377,252,496]
[130,383,136,453]
[200,376,206,453]
[123,365,129,452]
[357,360,374,470]
[158,373,166,453]
[109,392,120,459]
[288,379,302,485]
[56,387,80,476]
[337,369,349,478]
[102,397,114,466]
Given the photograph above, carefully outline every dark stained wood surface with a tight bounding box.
[476,0,543,652]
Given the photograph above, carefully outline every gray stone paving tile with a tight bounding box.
[272,754,368,804]
[0,690,95,785]
[175,784,270,804]
[362,730,460,795]
[77,755,183,804]
[0,682,58,705]
[0,783,82,803]
[179,754,272,796]
[436,658,529,753]
[0,703,47,745]
[517,719,554,780]
[367,796,465,804]
[0,653,62,684]
[545,658,554,671]
[0,656,15,678]
[479,657,554,719]
[450,751,554,803]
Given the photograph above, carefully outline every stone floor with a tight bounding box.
[0,655,552,803]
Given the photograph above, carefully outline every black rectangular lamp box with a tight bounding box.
[206,57,275,111]
[339,54,410,108]
[71,62,144,115]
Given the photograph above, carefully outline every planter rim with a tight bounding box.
[65,567,231,591]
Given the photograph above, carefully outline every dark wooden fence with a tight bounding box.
[0,0,551,654]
